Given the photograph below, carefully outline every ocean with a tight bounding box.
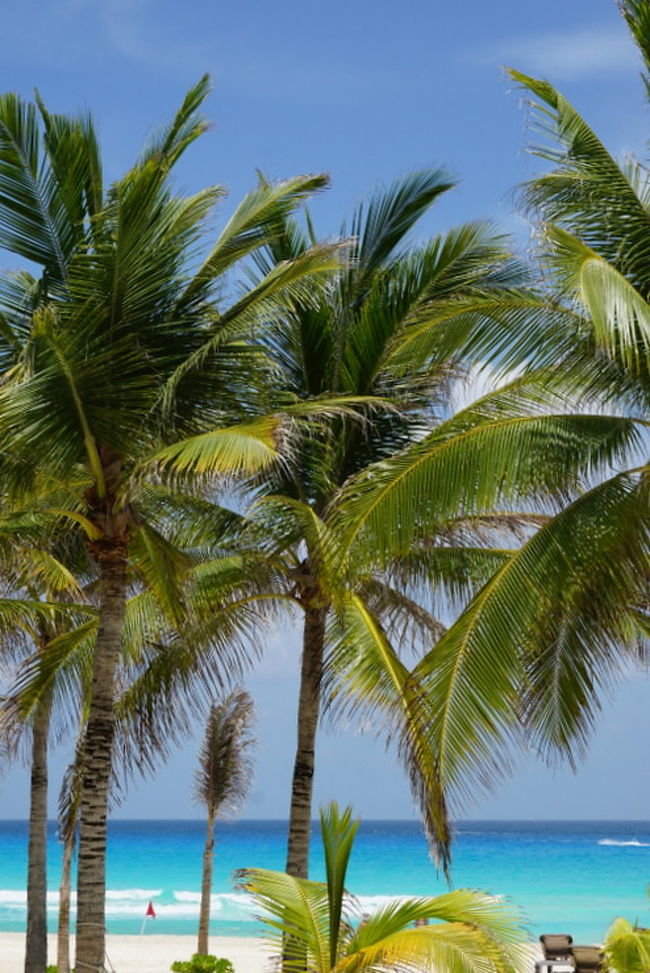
[0,820,648,942]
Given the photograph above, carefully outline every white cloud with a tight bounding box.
[494,24,638,81]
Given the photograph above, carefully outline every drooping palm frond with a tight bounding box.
[334,407,639,560]
[325,595,452,873]
[410,470,649,822]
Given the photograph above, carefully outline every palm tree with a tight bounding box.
[241,172,620,878]
[238,801,528,973]
[56,747,83,973]
[194,690,255,956]
[0,78,337,971]
[0,514,94,973]
[323,0,650,847]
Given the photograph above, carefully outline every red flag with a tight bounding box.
[145,900,156,919]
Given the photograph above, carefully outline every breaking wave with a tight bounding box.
[0,889,411,923]
[598,839,650,847]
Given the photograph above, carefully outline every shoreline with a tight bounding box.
[0,933,274,973]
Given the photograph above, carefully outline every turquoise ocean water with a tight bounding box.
[0,820,648,941]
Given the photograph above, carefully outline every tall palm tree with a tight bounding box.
[0,515,94,973]
[194,690,255,955]
[56,746,83,973]
[242,172,622,878]
[238,801,528,973]
[0,78,337,971]
[324,0,650,845]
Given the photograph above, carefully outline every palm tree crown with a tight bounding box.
[323,0,650,846]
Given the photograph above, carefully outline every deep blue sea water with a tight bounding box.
[0,820,648,941]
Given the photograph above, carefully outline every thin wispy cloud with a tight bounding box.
[493,24,638,81]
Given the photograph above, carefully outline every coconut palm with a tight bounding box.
[194,689,255,955]
[323,0,650,847]
[238,801,528,973]
[56,745,83,973]
[0,513,95,973]
[0,78,340,970]
[239,172,636,879]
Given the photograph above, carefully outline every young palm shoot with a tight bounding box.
[194,690,255,956]
[239,802,529,973]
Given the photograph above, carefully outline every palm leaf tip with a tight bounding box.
[618,1,650,94]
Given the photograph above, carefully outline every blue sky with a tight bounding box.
[0,0,649,820]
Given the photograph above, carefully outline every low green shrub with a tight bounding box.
[171,955,234,973]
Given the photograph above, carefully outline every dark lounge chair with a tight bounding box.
[536,935,575,973]
[540,936,573,961]
[571,947,605,973]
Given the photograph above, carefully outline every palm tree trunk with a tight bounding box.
[25,693,52,973]
[57,825,75,973]
[285,597,327,878]
[198,805,216,955]
[75,544,127,973]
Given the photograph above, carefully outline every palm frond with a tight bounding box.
[194,689,255,816]
[618,1,650,97]
[327,594,451,872]
[411,470,649,820]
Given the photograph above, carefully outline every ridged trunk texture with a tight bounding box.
[285,596,327,879]
[25,694,52,973]
[197,805,216,955]
[57,827,75,973]
[75,544,127,973]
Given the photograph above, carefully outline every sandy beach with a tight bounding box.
[0,933,272,973]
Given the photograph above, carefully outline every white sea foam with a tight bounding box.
[0,889,261,921]
[0,882,430,924]
[598,838,650,847]
[106,888,163,900]
[0,887,415,922]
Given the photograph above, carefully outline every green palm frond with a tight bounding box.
[604,916,650,973]
[508,70,650,296]
[359,578,447,650]
[320,803,359,967]
[240,804,528,973]
[237,868,333,973]
[619,1,650,97]
[327,595,452,872]
[544,225,650,373]
[344,169,455,280]
[411,470,648,819]
[180,172,330,306]
[150,418,281,479]
[0,93,74,279]
[341,890,527,973]
[138,73,211,169]
[129,523,190,628]
[335,410,638,558]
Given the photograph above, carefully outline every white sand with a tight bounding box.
[0,933,273,973]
